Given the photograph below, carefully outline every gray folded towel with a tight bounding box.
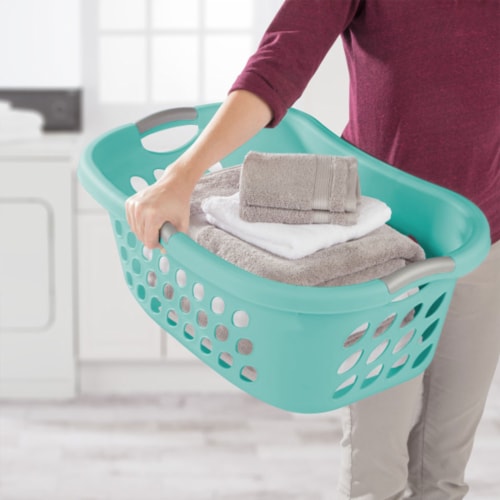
[239,152,361,225]
[189,166,425,287]
[196,224,424,287]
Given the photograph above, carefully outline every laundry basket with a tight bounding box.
[78,103,490,413]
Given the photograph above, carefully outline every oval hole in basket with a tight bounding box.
[393,329,415,354]
[237,339,253,355]
[167,309,178,326]
[241,366,258,382]
[180,296,191,314]
[426,293,447,318]
[193,283,204,301]
[141,125,199,152]
[218,352,233,369]
[197,310,208,328]
[337,350,363,375]
[233,310,249,328]
[333,375,357,399]
[150,297,161,314]
[373,313,396,338]
[215,324,229,342]
[421,319,439,342]
[412,344,433,369]
[361,364,383,389]
[200,337,213,354]
[344,322,369,347]
[184,323,195,340]
[130,176,149,192]
[366,340,389,364]
[387,354,410,378]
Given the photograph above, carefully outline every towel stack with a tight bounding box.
[189,165,425,288]
[239,152,361,225]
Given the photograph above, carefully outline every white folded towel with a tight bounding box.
[201,192,391,259]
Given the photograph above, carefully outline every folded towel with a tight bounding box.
[196,224,425,287]
[189,166,424,287]
[201,192,391,259]
[239,152,361,225]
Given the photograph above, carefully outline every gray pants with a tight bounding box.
[337,240,500,500]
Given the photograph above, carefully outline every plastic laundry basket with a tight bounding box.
[78,103,490,413]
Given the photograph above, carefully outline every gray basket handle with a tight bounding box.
[160,222,179,244]
[382,256,455,293]
[136,107,198,134]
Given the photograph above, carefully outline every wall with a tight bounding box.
[0,0,81,87]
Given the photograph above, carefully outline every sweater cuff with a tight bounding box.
[229,70,289,128]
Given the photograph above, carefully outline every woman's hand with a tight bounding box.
[125,164,193,250]
[125,90,272,250]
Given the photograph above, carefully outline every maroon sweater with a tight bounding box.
[230,0,500,243]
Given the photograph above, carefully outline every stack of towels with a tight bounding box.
[0,100,44,143]
[188,152,424,287]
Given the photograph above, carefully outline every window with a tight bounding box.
[83,0,282,132]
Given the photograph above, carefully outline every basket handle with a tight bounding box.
[381,256,455,293]
[135,107,198,135]
[160,221,180,244]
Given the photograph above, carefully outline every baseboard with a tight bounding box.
[78,361,239,396]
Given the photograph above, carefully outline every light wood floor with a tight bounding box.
[1,365,498,500]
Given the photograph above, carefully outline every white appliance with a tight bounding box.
[0,134,77,399]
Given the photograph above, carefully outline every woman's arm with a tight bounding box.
[125,90,272,249]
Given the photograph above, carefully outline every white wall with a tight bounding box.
[296,38,350,137]
[0,0,81,87]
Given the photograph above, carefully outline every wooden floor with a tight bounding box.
[1,365,499,500]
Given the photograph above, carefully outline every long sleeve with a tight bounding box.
[229,0,362,126]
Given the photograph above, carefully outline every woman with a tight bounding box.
[126,1,500,498]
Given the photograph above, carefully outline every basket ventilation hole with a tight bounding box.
[125,272,133,287]
[151,297,161,314]
[344,322,369,348]
[184,323,195,340]
[237,339,253,355]
[137,285,146,300]
[153,169,165,181]
[218,352,233,368]
[366,340,389,364]
[333,375,357,399]
[421,319,439,342]
[167,310,178,326]
[132,259,141,275]
[147,271,157,287]
[401,305,422,328]
[361,365,384,388]
[142,246,153,261]
[176,269,187,287]
[197,310,208,328]
[120,246,128,261]
[337,350,363,375]
[393,329,415,354]
[392,286,419,303]
[233,310,249,328]
[426,293,446,318]
[130,176,149,192]
[163,284,174,300]
[412,344,433,369]
[193,283,204,301]
[207,162,224,172]
[180,296,191,313]
[241,366,258,382]
[211,297,225,315]
[127,232,137,248]
[115,220,123,236]
[387,355,410,379]
[373,313,396,337]
[200,337,213,354]
[215,325,229,342]
[159,256,170,274]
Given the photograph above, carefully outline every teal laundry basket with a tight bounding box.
[78,103,490,413]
